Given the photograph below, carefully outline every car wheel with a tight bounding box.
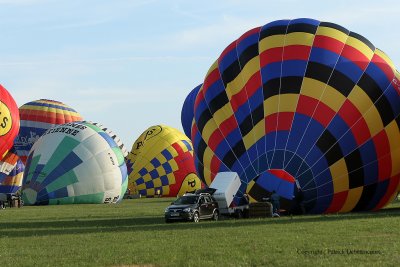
[193,212,200,223]
[212,210,219,221]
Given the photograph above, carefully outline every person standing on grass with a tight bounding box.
[270,190,280,217]
[291,187,306,215]
[296,188,305,215]
[6,194,12,208]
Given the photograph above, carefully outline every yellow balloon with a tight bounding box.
[127,125,201,197]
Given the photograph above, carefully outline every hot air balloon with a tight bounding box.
[181,84,202,138]
[14,99,83,164]
[22,121,127,205]
[126,125,202,197]
[0,84,19,160]
[192,18,400,214]
[0,148,24,198]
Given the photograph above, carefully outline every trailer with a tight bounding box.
[208,172,250,218]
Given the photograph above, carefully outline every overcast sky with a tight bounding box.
[1,0,399,149]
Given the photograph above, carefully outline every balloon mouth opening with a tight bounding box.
[246,169,305,213]
[249,169,297,201]
[265,169,296,200]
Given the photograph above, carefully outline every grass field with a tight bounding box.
[0,197,399,267]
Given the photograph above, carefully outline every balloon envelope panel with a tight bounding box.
[126,125,201,197]
[22,121,127,205]
[0,84,20,160]
[85,121,128,201]
[193,18,400,213]
[14,99,83,164]
[90,121,129,158]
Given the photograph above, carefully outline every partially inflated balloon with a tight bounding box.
[192,18,400,213]
[14,99,83,164]
[126,125,201,197]
[22,121,127,205]
[0,148,24,196]
[181,84,201,138]
[0,84,19,160]
[0,147,19,175]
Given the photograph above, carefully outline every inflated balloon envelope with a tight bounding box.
[22,121,127,205]
[0,84,20,161]
[126,124,202,197]
[191,18,400,214]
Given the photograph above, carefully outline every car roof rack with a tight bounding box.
[182,193,197,196]
[195,188,216,195]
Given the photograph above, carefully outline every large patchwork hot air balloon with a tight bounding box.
[22,121,127,205]
[126,125,202,197]
[0,84,19,160]
[0,147,24,197]
[192,18,400,214]
[14,99,83,164]
[181,84,202,138]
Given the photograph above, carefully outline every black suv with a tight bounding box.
[164,193,219,223]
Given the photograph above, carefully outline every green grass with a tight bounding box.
[0,198,399,267]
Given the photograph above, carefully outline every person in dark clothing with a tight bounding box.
[270,190,280,216]
[291,188,306,215]
[297,188,306,214]
[242,193,250,204]
[6,194,12,208]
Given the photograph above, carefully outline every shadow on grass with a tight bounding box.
[0,206,399,238]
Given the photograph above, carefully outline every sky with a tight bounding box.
[1,0,399,149]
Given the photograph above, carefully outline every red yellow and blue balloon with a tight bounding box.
[190,18,400,213]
